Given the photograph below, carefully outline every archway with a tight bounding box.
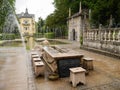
[72,29,76,40]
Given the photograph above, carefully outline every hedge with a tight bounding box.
[0,34,15,40]
[34,33,43,38]
[44,32,55,39]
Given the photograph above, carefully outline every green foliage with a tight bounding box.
[0,34,2,40]
[37,17,45,33]
[0,33,20,40]
[26,45,30,50]
[1,33,15,40]
[34,33,43,38]
[0,0,15,32]
[15,34,21,39]
[44,32,55,39]
[46,0,120,28]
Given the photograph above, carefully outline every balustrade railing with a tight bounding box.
[83,28,120,55]
[84,28,120,42]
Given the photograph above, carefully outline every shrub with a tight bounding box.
[34,33,43,38]
[15,34,21,39]
[0,34,2,40]
[2,34,15,40]
[44,32,55,39]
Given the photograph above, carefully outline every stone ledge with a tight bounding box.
[80,46,120,59]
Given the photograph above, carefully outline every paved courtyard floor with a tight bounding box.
[0,40,120,90]
[35,40,120,90]
[0,47,36,90]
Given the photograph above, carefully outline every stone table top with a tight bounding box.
[43,46,84,59]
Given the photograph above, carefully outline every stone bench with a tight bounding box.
[83,58,94,70]
[34,61,45,77]
[69,67,86,87]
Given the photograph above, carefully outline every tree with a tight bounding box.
[37,17,45,33]
[46,0,120,28]
[0,0,15,32]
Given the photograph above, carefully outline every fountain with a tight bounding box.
[0,0,36,89]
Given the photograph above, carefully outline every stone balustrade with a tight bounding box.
[83,28,120,55]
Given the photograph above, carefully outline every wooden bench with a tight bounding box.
[69,67,86,87]
[83,58,94,70]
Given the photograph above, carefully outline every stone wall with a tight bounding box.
[82,28,120,57]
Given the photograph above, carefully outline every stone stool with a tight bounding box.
[69,67,86,87]
[31,54,39,60]
[33,57,41,62]
[32,57,42,67]
[31,51,38,55]
[83,58,94,70]
[34,61,45,77]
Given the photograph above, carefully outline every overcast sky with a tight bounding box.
[15,0,55,21]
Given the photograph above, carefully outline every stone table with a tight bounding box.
[43,46,84,77]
